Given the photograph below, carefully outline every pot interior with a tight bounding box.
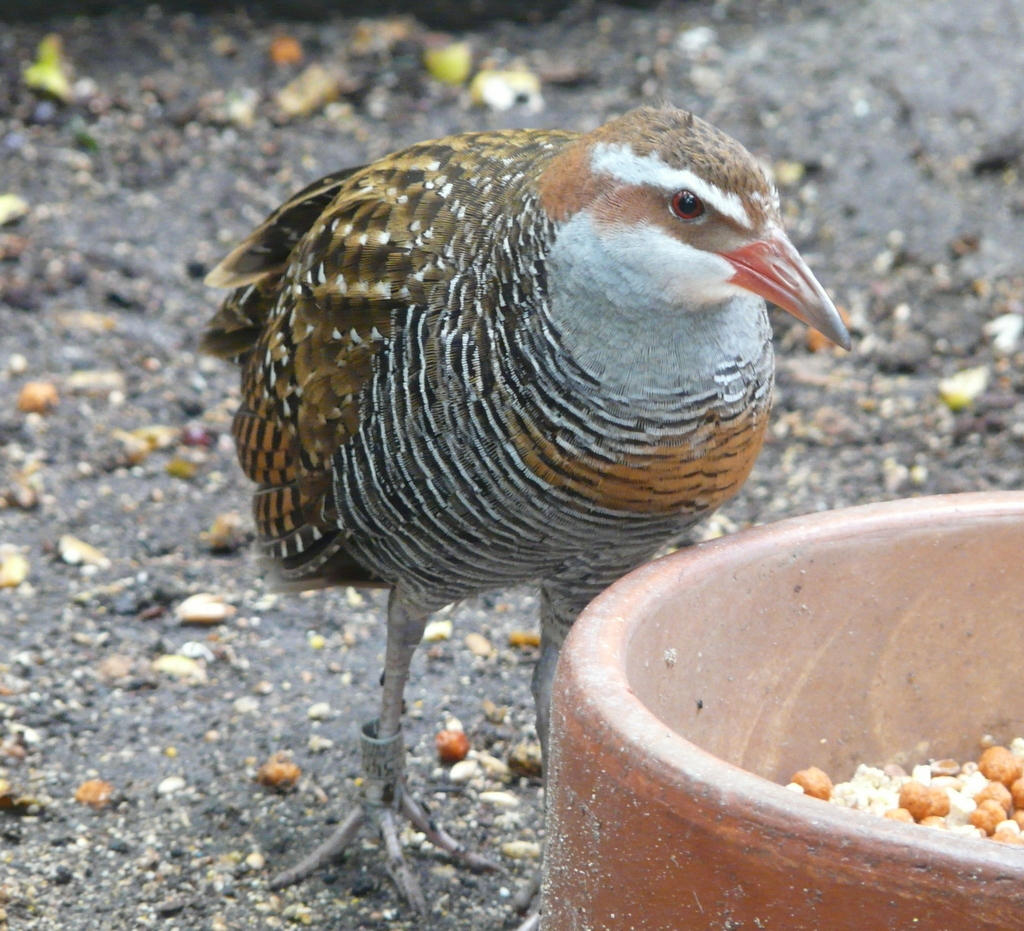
[625,509,1024,785]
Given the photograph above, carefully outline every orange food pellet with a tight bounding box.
[974,780,1012,814]
[970,798,1007,836]
[978,746,1023,787]
[1011,777,1024,811]
[992,827,1024,845]
[435,728,470,764]
[18,381,58,414]
[883,808,914,823]
[898,781,950,821]
[74,778,114,808]
[920,815,948,829]
[269,34,303,66]
[1013,810,1024,830]
[256,752,301,789]
[790,766,833,801]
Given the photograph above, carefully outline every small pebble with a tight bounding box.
[508,741,543,779]
[207,512,246,552]
[481,698,508,724]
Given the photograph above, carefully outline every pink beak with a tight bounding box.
[722,230,851,350]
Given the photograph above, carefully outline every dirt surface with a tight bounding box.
[1,2,1023,929]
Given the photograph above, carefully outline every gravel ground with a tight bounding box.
[1,1,1023,929]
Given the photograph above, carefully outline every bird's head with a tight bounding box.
[538,106,851,351]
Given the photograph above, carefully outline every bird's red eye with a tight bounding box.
[671,190,705,220]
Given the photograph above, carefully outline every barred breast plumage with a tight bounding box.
[202,105,850,917]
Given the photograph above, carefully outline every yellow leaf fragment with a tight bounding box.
[0,553,30,588]
[938,366,989,412]
[0,194,30,226]
[24,34,72,103]
[424,41,472,85]
[152,654,207,683]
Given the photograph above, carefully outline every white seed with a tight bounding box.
[448,760,480,784]
[156,776,186,796]
[175,592,236,625]
[479,791,519,808]
[501,840,541,860]
[58,534,111,569]
[307,702,331,720]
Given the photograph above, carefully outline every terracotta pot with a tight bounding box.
[543,492,1024,931]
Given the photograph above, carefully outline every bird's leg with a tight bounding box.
[513,585,582,924]
[269,590,499,909]
[510,624,565,921]
[530,631,564,764]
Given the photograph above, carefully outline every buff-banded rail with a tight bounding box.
[203,104,850,923]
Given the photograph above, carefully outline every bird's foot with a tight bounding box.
[267,721,502,913]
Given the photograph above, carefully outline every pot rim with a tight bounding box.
[565,491,1024,874]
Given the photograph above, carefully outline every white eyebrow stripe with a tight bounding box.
[590,142,752,228]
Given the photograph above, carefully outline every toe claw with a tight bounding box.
[268,807,366,891]
[400,791,505,875]
[380,808,427,914]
